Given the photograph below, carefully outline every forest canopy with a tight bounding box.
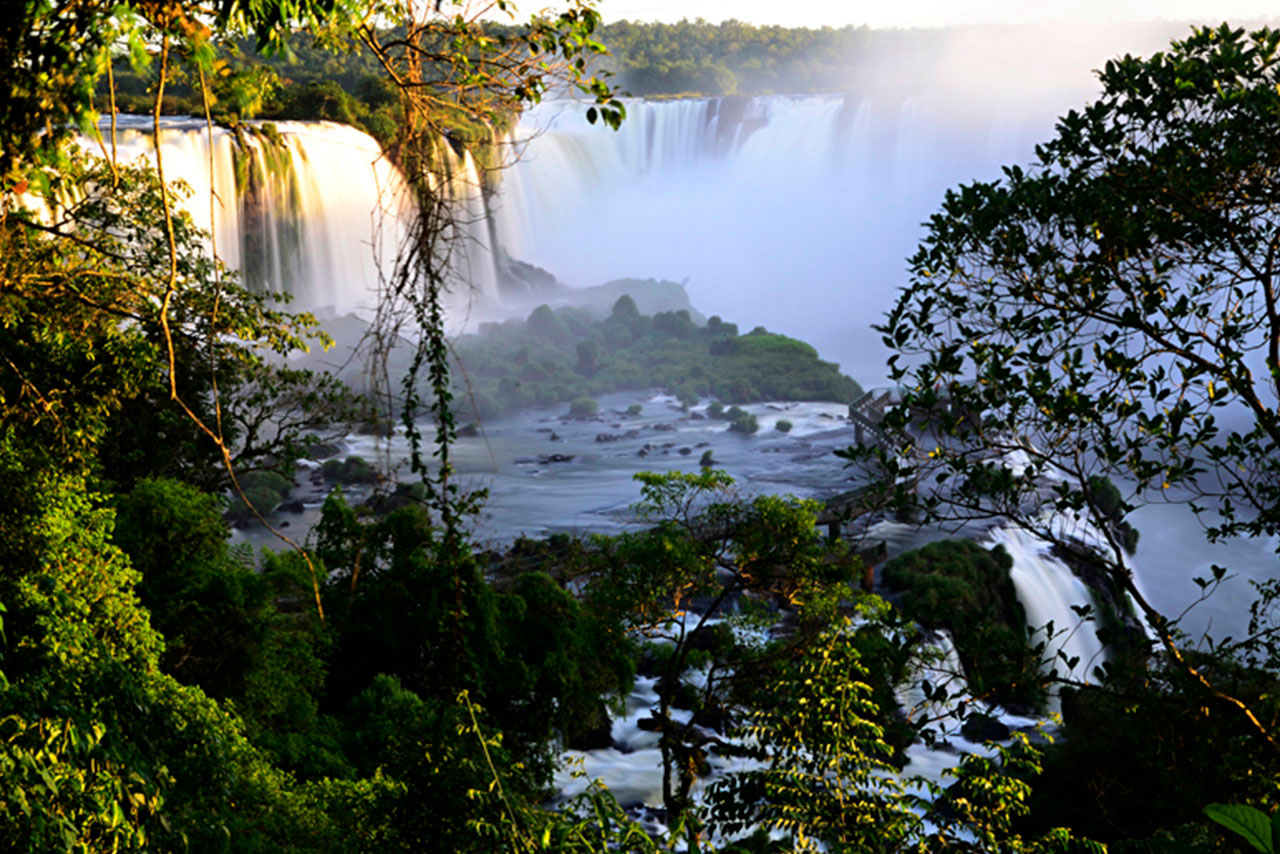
[4,1,1280,851]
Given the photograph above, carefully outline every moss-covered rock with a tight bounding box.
[882,539,1042,710]
[227,470,294,521]
[321,456,378,485]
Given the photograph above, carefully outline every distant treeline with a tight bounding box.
[98,19,940,134]
[596,19,880,96]
[99,18,1235,132]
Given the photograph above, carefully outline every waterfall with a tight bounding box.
[491,90,1087,383]
[100,116,500,314]
[984,525,1107,707]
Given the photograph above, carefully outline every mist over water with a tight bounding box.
[492,22,1198,385]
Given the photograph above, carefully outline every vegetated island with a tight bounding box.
[450,282,863,422]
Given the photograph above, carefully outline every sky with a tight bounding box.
[596,0,1279,29]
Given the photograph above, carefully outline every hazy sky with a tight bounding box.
[597,0,1277,29]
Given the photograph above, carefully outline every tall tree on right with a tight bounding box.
[843,22,1280,838]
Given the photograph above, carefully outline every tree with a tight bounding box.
[843,22,1280,816]
[705,619,917,852]
[0,0,627,847]
[584,470,857,824]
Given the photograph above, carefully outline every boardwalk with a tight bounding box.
[847,388,899,445]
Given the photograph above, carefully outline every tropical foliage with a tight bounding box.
[3,1,1278,850]
[842,22,1280,849]
[453,295,862,420]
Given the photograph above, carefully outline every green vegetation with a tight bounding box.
[727,410,759,434]
[98,19,891,129]
[882,541,1041,710]
[7,5,1280,851]
[595,18,877,95]
[592,19,1073,97]
[581,470,858,818]
[844,22,1280,851]
[568,396,599,418]
[1086,475,1140,555]
[103,30,515,151]
[453,297,861,420]
[775,418,793,432]
[1026,657,1280,845]
[321,455,378,485]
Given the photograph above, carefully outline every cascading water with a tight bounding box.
[101,116,500,314]
[491,90,1084,383]
[984,525,1108,710]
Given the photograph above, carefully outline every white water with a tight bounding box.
[490,24,1199,385]
[985,525,1108,708]
[492,91,1075,384]
[100,116,499,314]
[94,23,1259,816]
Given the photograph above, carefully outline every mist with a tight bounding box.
[489,21,1236,386]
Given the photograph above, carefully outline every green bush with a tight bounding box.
[527,304,571,343]
[882,540,1042,710]
[776,419,793,432]
[675,381,699,410]
[240,469,293,499]
[272,79,360,124]
[728,412,759,434]
[322,456,378,485]
[225,470,294,520]
[575,340,600,376]
[1087,475,1141,555]
[568,397,599,419]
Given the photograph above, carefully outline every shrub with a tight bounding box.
[322,456,377,484]
[728,412,758,434]
[272,79,359,124]
[226,470,294,520]
[675,382,699,410]
[724,378,756,403]
[236,485,283,517]
[568,397,599,419]
[611,294,640,319]
[576,340,600,376]
[342,456,377,484]
[775,419,793,433]
[240,470,292,500]
[626,403,643,416]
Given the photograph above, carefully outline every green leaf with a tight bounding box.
[1205,803,1275,853]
